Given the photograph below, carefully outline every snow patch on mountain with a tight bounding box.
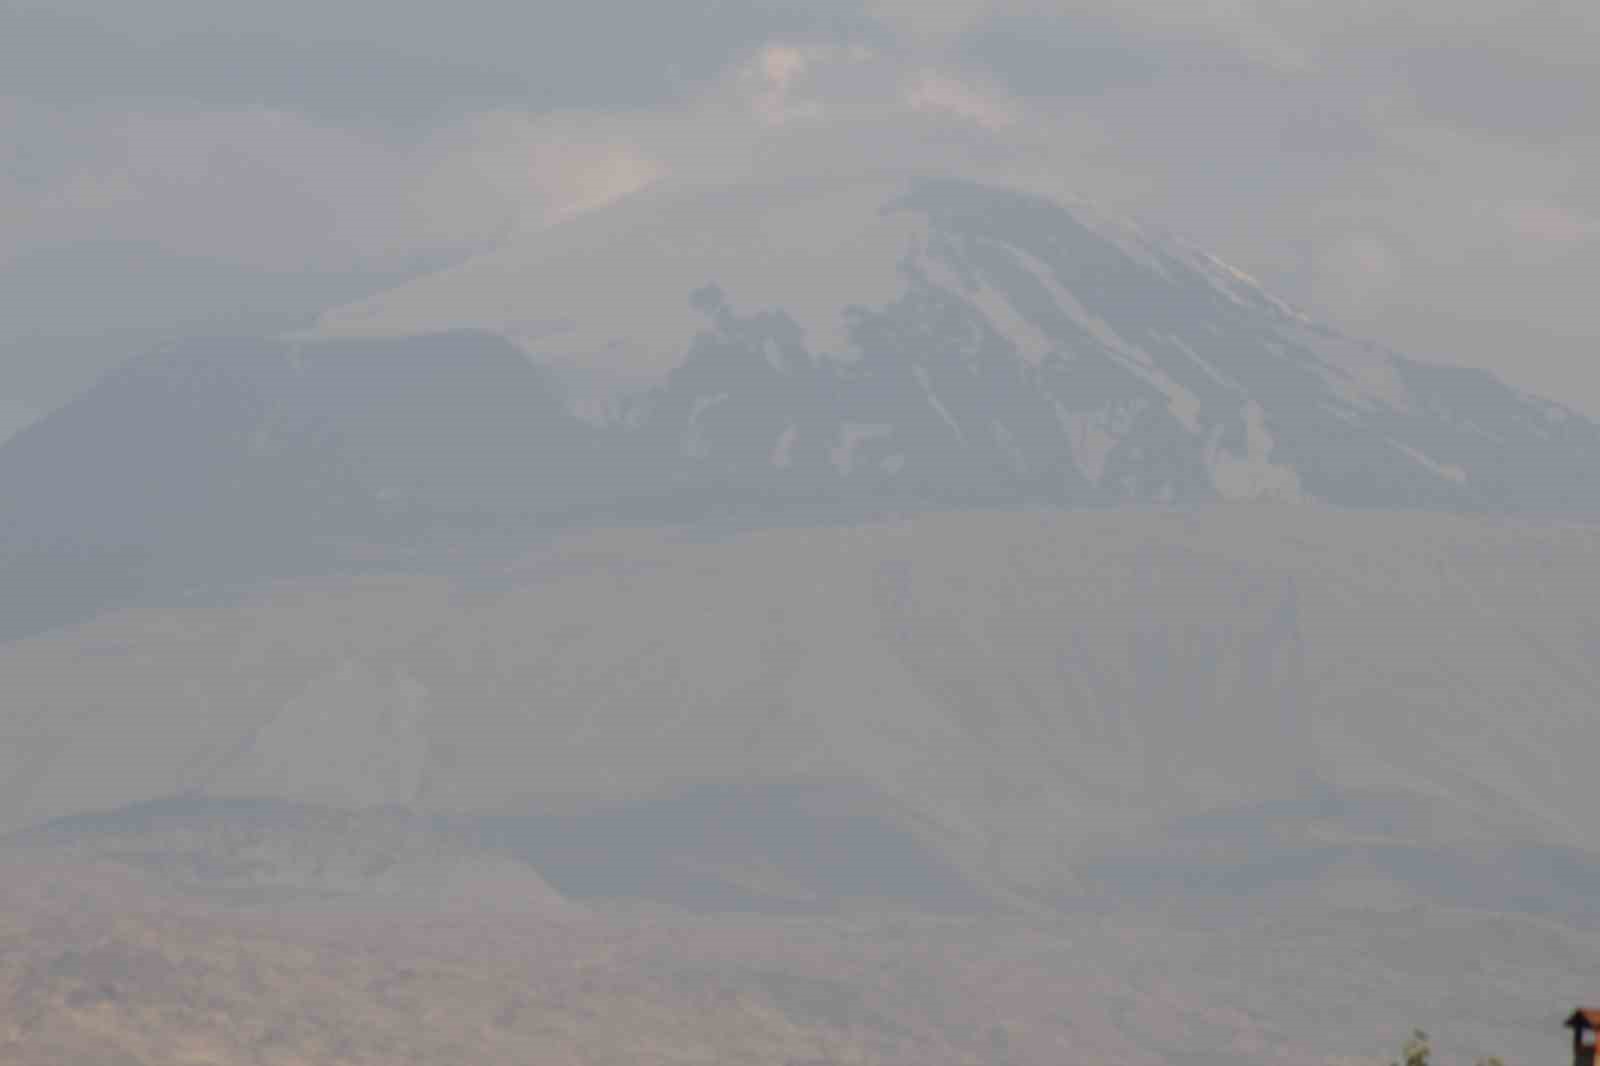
[1209,402,1304,502]
[913,365,966,446]
[917,246,1054,365]
[1394,442,1469,485]
[1006,246,1147,365]
[772,424,797,469]
[682,392,729,458]
[1059,407,1116,485]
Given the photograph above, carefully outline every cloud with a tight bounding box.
[956,12,1162,99]
[0,1,883,124]
[2,105,415,269]
[745,44,840,125]
[1494,199,1600,246]
[4,0,1600,418]
[1312,231,1392,320]
[905,71,1017,130]
[1,101,670,272]
[408,112,664,245]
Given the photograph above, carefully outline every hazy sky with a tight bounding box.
[3,0,1597,438]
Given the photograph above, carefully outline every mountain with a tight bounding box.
[322,173,1600,514]
[5,174,1600,641]
[7,174,1600,1066]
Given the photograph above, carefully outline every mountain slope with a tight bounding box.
[0,330,599,640]
[6,507,1600,906]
